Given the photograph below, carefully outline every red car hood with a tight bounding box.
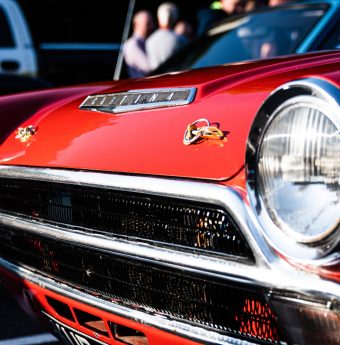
[0,51,339,181]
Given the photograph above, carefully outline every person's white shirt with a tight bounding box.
[146,29,182,70]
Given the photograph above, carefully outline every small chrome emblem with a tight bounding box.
[80,87,196,114]
[183,118,225,145]
[15,125,37,143]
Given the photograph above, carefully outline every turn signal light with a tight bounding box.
[270,295,340,345]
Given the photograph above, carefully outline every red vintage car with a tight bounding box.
[0,51,338,345]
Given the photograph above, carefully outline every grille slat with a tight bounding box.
[0,178,253,260]
[0,229,282,344]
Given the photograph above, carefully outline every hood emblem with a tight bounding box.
[15,125,37,143]
[80,88,196,114]
[183,118,225,145]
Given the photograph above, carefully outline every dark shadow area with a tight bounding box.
[0,285,48,339]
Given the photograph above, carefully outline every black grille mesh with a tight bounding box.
[0,229,282,344]
[0,178,253,260]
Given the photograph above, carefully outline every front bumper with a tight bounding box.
[0,167,338,345]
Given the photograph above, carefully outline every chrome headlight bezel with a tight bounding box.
[246,78,340,261]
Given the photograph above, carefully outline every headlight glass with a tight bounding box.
[258,96,339,243]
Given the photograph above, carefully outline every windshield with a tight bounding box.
[154,4,328,74]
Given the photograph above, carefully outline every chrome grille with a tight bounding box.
[0,178,253,260]
[0,229,283,344]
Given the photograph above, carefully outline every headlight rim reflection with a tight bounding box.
[246,78,340,261]
[257,95,339,244]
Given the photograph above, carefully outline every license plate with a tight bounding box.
[43,312,108,345]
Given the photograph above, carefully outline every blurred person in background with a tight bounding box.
[146,2,183,70]
[260,0,295,56]
[123,10,155,78]
[244,0,268,11]
[269,0,294,6]
[174,20,194,45]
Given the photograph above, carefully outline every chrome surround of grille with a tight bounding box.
[0,165,338,300]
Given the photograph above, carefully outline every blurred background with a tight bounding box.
[1,0,339,93]
[1,0,210,86]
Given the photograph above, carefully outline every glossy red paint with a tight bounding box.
[276,253,340,284]
[0,52,339,182]
[0,267,202,345]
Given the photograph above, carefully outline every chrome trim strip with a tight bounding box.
[0,258,259,345]
[272,78,340,116]
[0,166,339,298]
[0,213,257,285]
[1,212,339,298]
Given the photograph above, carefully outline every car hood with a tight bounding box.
[0,51,339,181]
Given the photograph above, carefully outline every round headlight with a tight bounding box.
[257,95,339,243]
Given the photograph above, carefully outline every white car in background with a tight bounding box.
[0,0,37,76]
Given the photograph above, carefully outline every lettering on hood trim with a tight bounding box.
[79,88,196,114]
